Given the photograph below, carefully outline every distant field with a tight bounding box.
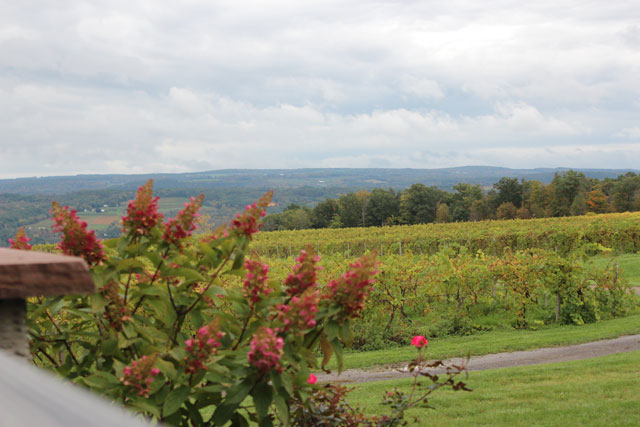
[157,197,189,211]
[22,198,190,234]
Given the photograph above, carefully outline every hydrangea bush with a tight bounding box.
[19,180,467,426]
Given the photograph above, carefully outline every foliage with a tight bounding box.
[258,244,636,350]
[252,211,640,258]
[22,180,467,426]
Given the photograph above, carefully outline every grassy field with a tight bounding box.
[23,198,192,234]
[347,350,640,426]
[586,253,640,287]
[329,313,640,371]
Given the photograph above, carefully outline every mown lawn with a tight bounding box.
[329,313,640,371]
[348,350,640,426]
[586,253,640,287]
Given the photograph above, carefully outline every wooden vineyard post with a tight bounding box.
[0,248,95,358]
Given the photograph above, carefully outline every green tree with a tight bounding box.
[311,199,340,228]
[337,193,363,228]
[400,184,444,224]
[492,177,523,209]
[435,203,450,223]
[365,188,400,226]
[612,173,640,212]
[570,193,588,216]
[552,170,587,216]
[449,183,484,222]
[496,202,517,220]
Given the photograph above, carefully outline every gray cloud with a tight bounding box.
[1,0,639,178]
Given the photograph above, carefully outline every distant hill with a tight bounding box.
[1,166,637,195]
[2,166,638,247]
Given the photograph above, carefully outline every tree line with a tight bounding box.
[262,171,640,231]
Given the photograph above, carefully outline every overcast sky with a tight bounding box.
[1,0,639,178]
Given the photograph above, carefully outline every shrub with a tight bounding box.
[23,180,468,426]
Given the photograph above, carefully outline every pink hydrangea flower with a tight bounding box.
[51,201,105,266]
[8,227,32,250]
[283,246,322,297]
[276,290,319,334]
[230,191,273,239]
[184,320,225,374]
[121,179,163,238]
[163,194,204,247]
[247,327,284,374]
[324,253,378,319]
[243,259,272,307]
[119,354,161,398]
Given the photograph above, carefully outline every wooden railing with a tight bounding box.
[0,248,148,426]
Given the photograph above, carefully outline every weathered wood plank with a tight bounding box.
[0,248,94,298]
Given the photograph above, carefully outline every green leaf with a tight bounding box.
[173,267,207,284]
[154,358,177,381]
[162,386,190,417]
[339,319,352,346]
[231,412,250,427]
[116,258,146,273]
[332,338,344,373]
[100,336,118,356]
[213,402,239,426]
[90,294,107,313]
[129,397,161,418]
[184,401,204,425]
[273,395,289,427]
[188,309,204,330]
[325,320,339,341]
[80,371,119,390]
[225,378,253,404]
[252,382,273,419]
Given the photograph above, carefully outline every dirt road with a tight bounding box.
[316,334,640,384]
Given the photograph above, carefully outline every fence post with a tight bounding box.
[0,248,95,359]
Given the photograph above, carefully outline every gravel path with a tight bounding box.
[316,334,640,384]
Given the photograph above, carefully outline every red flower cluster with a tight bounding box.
[184,320,225,374]
[247,327,284,374]
[8,227,32,250]
[102,281,128,331]
[51,201,105,266]
[230,191,273,239]
[283,246,322,296]
[163,194,204,246]
[411,335,428,348]
[121,179,163,238]
[276,290,319,334]
[243,258,272,306]
[325,253,378,319]
[119,355,161,398]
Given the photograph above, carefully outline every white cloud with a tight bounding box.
[0,0,639,178]
[615,126,640,139]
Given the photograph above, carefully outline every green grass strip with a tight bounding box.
[586,253,640,287]
[348,350,640,426]
[332,314,640,371]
